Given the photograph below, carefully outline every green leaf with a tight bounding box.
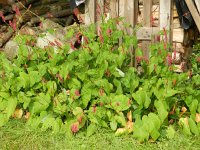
[68,78,81,90]
[151,130,160,141]
[133,126,149,142]
[87,123,97,137]
[109,95,131,111]
[113,79,123,94]
[148,113,161,131]
[189,100,198,115]
[29,71,41,87]
[81,88,92,109]
[115,128,128,136]
[46,81,57,96]
[154,100,168,123]
[18,92,31,109]
[110,120,118,131]
[29,93,51,114]
[6,97,17,118]
[166,125,175,139]
[164,89,180,98]
[179,118,191,136]
[188,118,199,136]
[132,90,151,109]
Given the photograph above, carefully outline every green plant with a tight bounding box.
[0,17,199,142]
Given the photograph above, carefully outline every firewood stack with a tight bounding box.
[0,0,77,48]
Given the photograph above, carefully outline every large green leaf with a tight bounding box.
[166,125,175,139]
[154,100,168,123]
[188,118,199,136]
[29,93,51,114]
[132,90,151,109]
[189,99,198,115]
[87,123,97,137]
[108,95,131,111]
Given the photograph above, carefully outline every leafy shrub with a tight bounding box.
[0,18,200,142]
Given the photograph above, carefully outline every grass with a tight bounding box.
[0,119,200,150]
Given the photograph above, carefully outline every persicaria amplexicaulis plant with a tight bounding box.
[0,16,199,142]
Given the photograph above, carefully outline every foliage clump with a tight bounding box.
[0,18,200,142]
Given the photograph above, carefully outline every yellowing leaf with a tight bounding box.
[115,128,128,136]
[127,111,132,122]
[196,114,200,123]
[25,112,30,120]
[12,109,23,119]
[179,117,191,135]
[183,117,189,126]
[126,121,134,133]
[181,107,187,113]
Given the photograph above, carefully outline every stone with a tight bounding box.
[4,40,19,60]
[36,32,63,53]
[19,26,36,36]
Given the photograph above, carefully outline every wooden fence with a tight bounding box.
[84,0,173,57]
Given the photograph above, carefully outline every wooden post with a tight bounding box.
[118,0,138,67]
[85,0,96,25]
[195,0,200,14]
[142,0,152,58]
[110,0,119,18]
[119,0,138,34]
[159,0,173,43]
[185,0,200,32]
[95,0,104,34]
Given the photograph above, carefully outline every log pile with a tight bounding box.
[0,0,76,48]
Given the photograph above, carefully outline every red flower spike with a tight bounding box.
[0,11,6,22]
[172,79,177,86]
[106,28,112,37]
[71,123,79,133]
[74,90,80,97]
[93,105,97,113]
[167,53,172,66]
[70,42,75,50]
[13,6,21,16]
[9,20,12,27]
[99,34,104,43]
[56,74,63,82]
[83,36,89,44]
[78,116,83,124]
[197,57,200,63]
[54,40,62,47]
[12,19,17,31]
[173,50,177,60]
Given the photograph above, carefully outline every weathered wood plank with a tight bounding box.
[85,0,96,25]
[195,0,200,14]
[137,27,159,40]
[110,0,119,18]
[159,0,173,43]
[142,0,152,58]
[119,0,138,34]
[143,0,152,27]
[137,27,184,43]
[185,0,200,32]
